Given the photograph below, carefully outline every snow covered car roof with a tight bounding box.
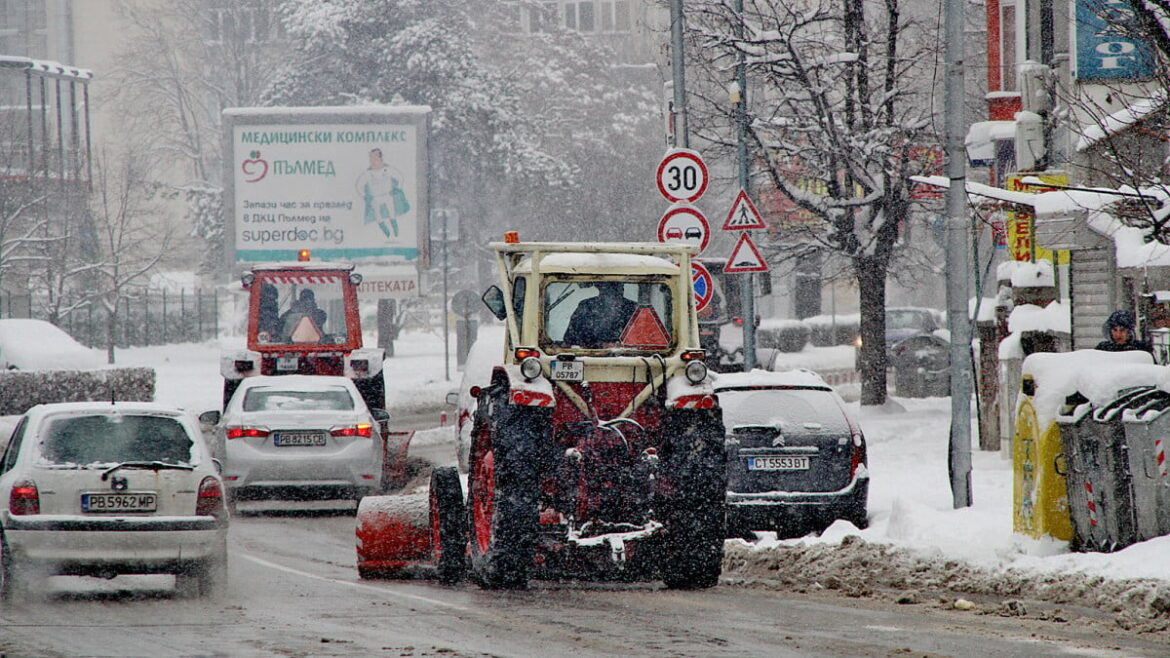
[0,319,105,370]
[24,400,196,418]
[234,374,364,393]
[713,368,832,391]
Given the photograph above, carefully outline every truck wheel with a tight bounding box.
[661,409,727,589]
[466,393,546,590]
[429,466,467,584]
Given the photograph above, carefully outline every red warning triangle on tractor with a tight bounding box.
[620,307,672,348]
[724,232,769,273]
[722,190,767,230]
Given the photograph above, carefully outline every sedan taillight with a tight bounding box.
[196,476,226,519]
[9,480,40,515]
[226,426,269,440]
[850,431,867,476]
[331,424,372,438]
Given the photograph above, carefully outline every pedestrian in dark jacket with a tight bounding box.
[1095,310,1152,353]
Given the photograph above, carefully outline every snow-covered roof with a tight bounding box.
[515,253,679,275]
[0,319,105,370]
[712,368,831,391]
[1075,92,1168,152]
[1007,301,1070,334]
[1009,259,1054,288]
[965,120,1016,164]
[1085,192,1170,268]
[968,296,998,322]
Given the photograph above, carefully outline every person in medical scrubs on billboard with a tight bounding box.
[355,147,410,239]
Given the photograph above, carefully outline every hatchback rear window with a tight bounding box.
[242,387,355,412]
[40,415,194,465]
[717,387,849,433]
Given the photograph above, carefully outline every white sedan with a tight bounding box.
[0,402,229,599]
[201,376,390,508]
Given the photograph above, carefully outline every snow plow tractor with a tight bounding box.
[219,253,386,411]
[356,236,727,589]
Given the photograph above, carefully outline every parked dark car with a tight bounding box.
[714,370,869,539]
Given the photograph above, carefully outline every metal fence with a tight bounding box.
[1,288,220,348]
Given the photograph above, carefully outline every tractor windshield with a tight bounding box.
[252,273,350,346]
[542,278,674,353]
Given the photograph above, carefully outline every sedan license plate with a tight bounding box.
[82,492,158,513]
[551,360,584,382]
[276,356,300,371]
[747,456,811,471]
[273,431,327,447]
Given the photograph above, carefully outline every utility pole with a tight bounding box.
[944,0,973,507]
[669,0,688,149]
[734,0,755,370]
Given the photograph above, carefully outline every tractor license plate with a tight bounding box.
[273,431,328,447]
[551,360,584,381]
[747,456,810,471]
[276,356,299,371]
[82,492,158,513]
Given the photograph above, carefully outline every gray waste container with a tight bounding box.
[1120,390,1170,543]
[1058,386,1161,552]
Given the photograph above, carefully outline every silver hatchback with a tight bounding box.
[202,375,389,509]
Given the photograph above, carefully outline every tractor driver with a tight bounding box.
[562,282,637,348]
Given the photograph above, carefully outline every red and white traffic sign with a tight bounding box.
[656,149,709,204]
[657,204,710,254]
[724,232,769,273]
[691,261,714,312]
[722,190,767,231]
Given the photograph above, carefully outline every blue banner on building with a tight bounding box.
[1076,0,1155,80]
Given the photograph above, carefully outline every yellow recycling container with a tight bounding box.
[1012,376,1073,541]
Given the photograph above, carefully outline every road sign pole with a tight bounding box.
[735,0,756,371]
[442,211,450,382]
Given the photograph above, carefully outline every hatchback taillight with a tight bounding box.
[196,477,226,519]
[226,426,269,440]
[9,480,39,516]
[850,431,867,476]
[331,424,372,438]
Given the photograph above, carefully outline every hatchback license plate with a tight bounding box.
[551,360,583,381]
[747,456,810,471]
[82,492,158,513]
[273,431,327,447]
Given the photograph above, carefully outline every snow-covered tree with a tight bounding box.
[686,0,941,405]
[108,0,291,274]
[269,0,661,245]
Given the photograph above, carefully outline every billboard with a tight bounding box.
[223,106,430,268]
[1075,0,1155,80]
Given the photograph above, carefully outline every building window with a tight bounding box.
[0,0,48,58]
[510,1,630,34]
[207,4,284,44]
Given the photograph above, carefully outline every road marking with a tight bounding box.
[237,552,473,613]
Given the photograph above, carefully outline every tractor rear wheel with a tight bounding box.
[429,466,467,584]
[661,409,727,589]
[466,391,546,590]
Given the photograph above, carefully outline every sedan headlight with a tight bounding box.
[684,360,707,384]
[520,356,542,381]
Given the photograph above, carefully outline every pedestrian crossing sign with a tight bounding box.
[721,190,766,231]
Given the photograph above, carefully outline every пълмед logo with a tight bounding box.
[242,150,268,183]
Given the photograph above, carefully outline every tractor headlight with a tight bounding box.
[684,360,707,384]
[520,356,542,381]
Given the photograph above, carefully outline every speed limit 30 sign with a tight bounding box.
[656,149,709,204]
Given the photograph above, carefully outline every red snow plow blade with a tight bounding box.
[355,493,431,578]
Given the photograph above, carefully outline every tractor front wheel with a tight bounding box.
[661,409,727,589]
[466,391,546,590]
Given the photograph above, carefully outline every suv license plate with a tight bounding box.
[747,456,810,471]
[276,356,299,371]
[82,493,158,513]
[551,360,584,381]
[273,431,328,447]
